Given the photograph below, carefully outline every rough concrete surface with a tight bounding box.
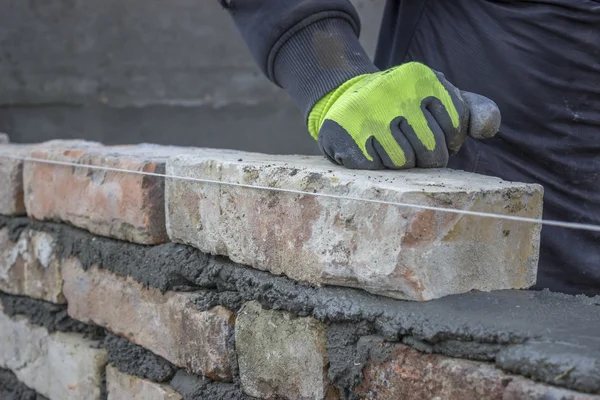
[236,301,338,400]
[355,340,600,400]
[104,333,177,383]
[0,228,65,303]
[0,367,48,400]
[61,257,235,381]
[166,151,543,301]
[0,1,383,153]
[0,308,107,400]
[106,365,182,400]
[1,216,599,395]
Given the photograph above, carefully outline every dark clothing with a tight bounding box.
[224,0,600,296]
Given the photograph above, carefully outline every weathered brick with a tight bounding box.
[355,340,600,400]
[0,228,65,303]
[0,140,100,216]
[106,365,182,400]
[166,152,543,301]
[236,301,338,400]
[61,257,235,381]
[0,144,29,216]
[0,306,107,400]
[23,143,191,244]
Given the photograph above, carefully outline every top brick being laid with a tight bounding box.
[2,141,543,300]
[165,151,543,301]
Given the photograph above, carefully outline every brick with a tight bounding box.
[235,301,338,400]
[23,143,192,244]
[355,340,599,400]
[0,306,107,400]
[106,365,182,400]
[0,144,29,216]
[166,151,543,301]
[0,228,65,303]
[61,257,235,381]
[0,140,100,216]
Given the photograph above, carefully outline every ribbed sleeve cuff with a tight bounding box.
[272,18,379,120]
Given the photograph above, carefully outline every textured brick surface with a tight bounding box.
[0,228,65,303]
[0,140,100,216]
[0,143,30,216]
[61,257,235,381]
[106,365,182,400]
[356,340,600,400]
[236,301,338,400]
[166,151,543,301]
[23,143,191,244]
[0,307,107,400]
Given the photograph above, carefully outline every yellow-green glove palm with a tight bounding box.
[308,62,501,169]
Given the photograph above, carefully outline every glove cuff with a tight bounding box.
[273,17,379,121]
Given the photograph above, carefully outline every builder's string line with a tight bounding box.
[2,154,600,233]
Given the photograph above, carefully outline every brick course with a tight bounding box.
[356,340,600,400]
[0,306,107,400]
[61,257,235,381]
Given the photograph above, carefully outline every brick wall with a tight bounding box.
[1,137,599,400]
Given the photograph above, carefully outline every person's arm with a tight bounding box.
[221,1,501,170]
[220,0,376,118]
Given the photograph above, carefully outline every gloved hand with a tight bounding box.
[307,62,501,169]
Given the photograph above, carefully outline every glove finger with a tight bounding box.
[400,109,449,168]
[426,97,467,155]
[318,119,384,170]
[431,71,469,154]
[460,91,501,139]
[373,116,416,170]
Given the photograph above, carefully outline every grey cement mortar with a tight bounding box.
[0,368,48,400]
[0,292,105,340]
[104,333,177,383]
[402,336,506,361]
[99,371,107,400]
[170,370,251,400]
[1,217,599,395]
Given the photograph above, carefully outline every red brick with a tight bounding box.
[356,341,599,400]
[0,140,99,216]
[24,143,189,244]
[61,257,235,381]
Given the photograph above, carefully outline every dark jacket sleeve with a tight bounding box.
[220,0,379,119]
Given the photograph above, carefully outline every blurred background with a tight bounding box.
[0,0,385,155]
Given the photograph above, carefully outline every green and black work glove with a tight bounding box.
[307,62,501,169]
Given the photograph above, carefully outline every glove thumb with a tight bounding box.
[461,91,501,139]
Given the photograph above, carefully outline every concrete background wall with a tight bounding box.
[0,0,385,154]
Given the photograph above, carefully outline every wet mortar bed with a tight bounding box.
[1,216,599,396]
